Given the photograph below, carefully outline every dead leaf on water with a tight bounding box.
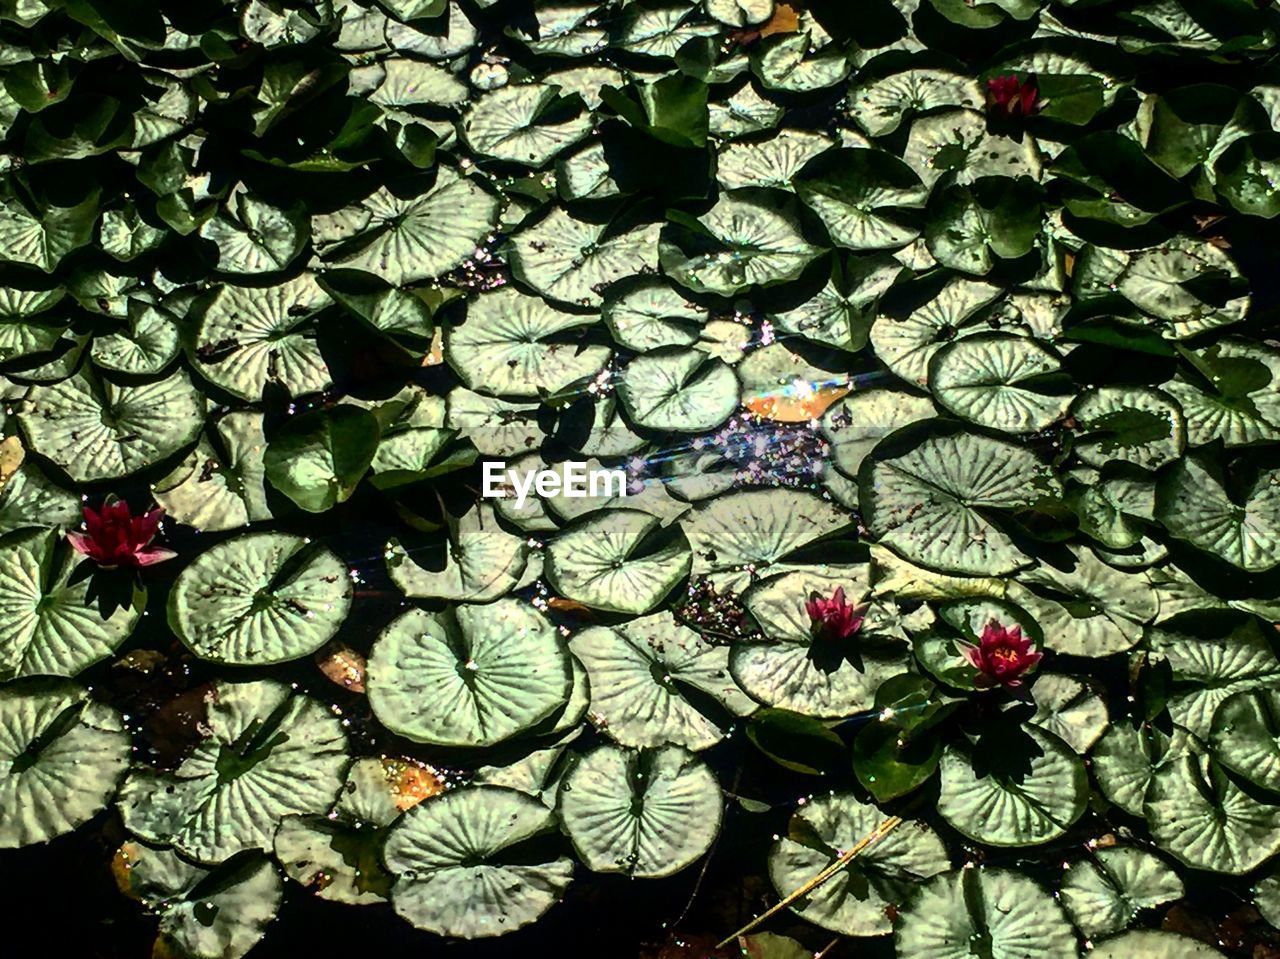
[315,641,367,693]
[0,434,24,495]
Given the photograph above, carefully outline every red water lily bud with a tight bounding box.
[961,619,1043,689]
[66,499,177,569]
[805,586,866,642]
[987,74,1040,117]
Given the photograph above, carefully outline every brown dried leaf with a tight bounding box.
[315,642,367,693]
[760,2,802,38]
[381,756,447,811]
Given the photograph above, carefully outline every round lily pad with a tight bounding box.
[545,509,692,615]
[168,532,352,665]
[938,725,1087,847]
[560,743,720,878]
[769,793,950,936]
[367,601,572,748]
[0,679,129,847]
[0,528,143,679]
[383,786,574,938]
[895,868,1076,958]
[571,613,755,751]
[117,679,348,864]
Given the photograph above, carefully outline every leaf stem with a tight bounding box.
[716,815,904,948]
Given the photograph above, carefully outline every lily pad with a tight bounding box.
[895,868,1077,958]
[168,532,351,665]
[937,725,1087,847]
[769,793,950,936]
[367,601,572,748]
[0,679,129,847]
[545,509,691,615]
[17,368,204,483]
[383,786,574,938]
[117,679,348,864]
[560,743,720,878]
[859,428,1061,577]
[571,613,754,751]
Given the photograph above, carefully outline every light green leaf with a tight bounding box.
[860,429,1061,577]
[192,274,331,402]
[384,786,574,938]
[896,868,1077,958]
[313,168,500,286]
[168,532,351,665]
[446,287,609,398]
[928,333,1069,433]
[509,208,661,308]
[17,368,204,483]
[386,502,529,602]
[117,679,348,864]
[560,743,720,877]
[661,190,824,296]
[367,601,572,748]
[770,793,949,936]
[1060,848,1185,941]
[571,613,754,751]
[0,679,129,848]
[546,509,691,615]
[938,726,1088,846]
[1156,457,1280,572]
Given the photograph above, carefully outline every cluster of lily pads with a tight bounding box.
[1,0,1280,957]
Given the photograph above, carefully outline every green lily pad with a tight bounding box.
[446,287,610,399]
[508,208,661,308]
[571,613,755,751]
[0,528,144,679]
[153,411,272,532]
[560,743,720,878]
[0,679,129,847]
[1156,457,1280,572]
[17,368,204,483]
[313,168,500,286]
[115,843,283,959]
[895,868,1077,958]
[938,725,1087,847]
[769,793,950,936]
[168,532,351,665]
[1208,687,1280,793]
[1091,931,1224,958]
[117,679,348,864]
[617,347,739,433]
[1060,847,1184,940]
[928,333,1070,433]
[546,509,691,615]
[367,601,572,748]
[385,503,530,602]
[192,274,331,402]
[660,190,824,296]
[1145,750,1280,875]
[383,786,574,938]
[860,428,1061,577]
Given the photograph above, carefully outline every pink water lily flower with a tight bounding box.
[67,499,176,569]
[961,620,1043,689]
[805,587,866,642]
[987,74,1040,117]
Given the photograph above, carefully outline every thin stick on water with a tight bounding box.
[716,815,904,949]
[813,939,840,959]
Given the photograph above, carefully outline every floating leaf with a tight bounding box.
[168,532,351,665]
[367,601,571,748]
[384,786,573,938]
[560,743,720,877]
[0,679,129,847]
